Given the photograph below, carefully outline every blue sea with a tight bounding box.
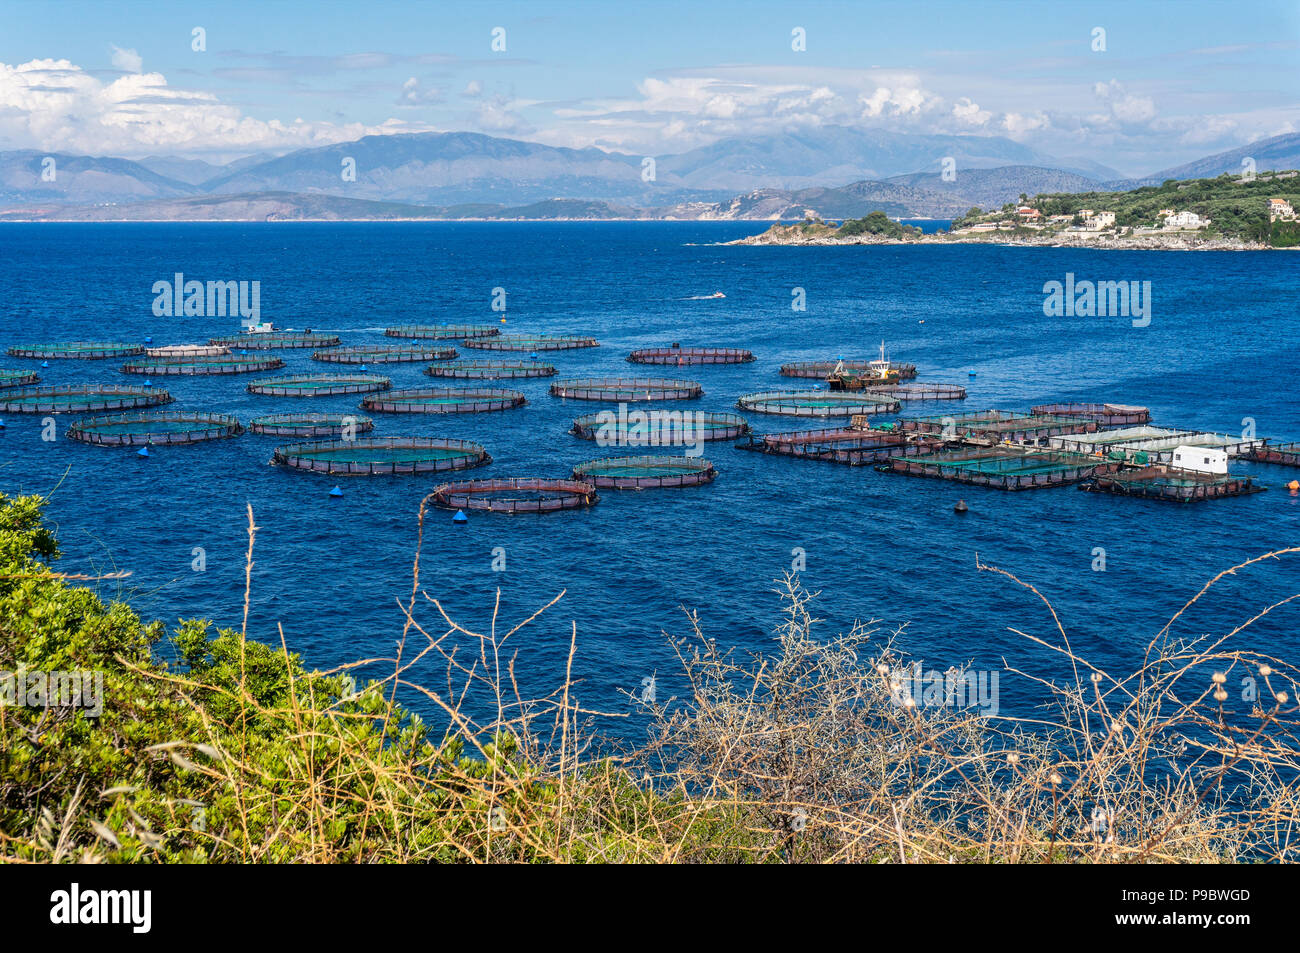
[2,222,1298,735]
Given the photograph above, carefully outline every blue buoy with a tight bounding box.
[329,486,343,498]
[968,371,976,378]
[144,336,153,344]
[0,419,6,429]
[358,364,369,372]
[143,379,153,387]
[453,509,468,523]
[137,446,150,458]
[41,361,49,368]
[529,352,539,361]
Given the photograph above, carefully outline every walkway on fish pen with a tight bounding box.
[1239,442,1300,468]
[1031,402,1151,426]
[879,446,1119,490]
[1083,467,1263,502]
[898,410,1097,443]
[739,427,945,465]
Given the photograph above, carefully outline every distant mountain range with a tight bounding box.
[1,129,1297,222]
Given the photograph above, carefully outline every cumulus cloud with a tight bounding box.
[462,80,483,98]
[0,57,424,157]
[110,45,142,73]
[1092,79,1157,124]
[397,76,441,106]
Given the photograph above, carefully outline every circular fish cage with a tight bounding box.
[274,437,490,476]
[738,391,901,417]
[122,356,285,375]
[1030,402,1152,427]
[627,346,754,365]
[780,360,918,380]
[66,411,243,447]
[361,386,526,414]
[385,324,500,340]
[246,374,391,397]
[7,342,145,360]
[209,333,341,349]
[248,413,374,437]
[427,477,598,514]
[0,369,40,389]
[462,333,599,352]
[312,345,457,364]
[570,409,750,442]
[572,455,716,490]
[144,344,230,358]
[0,384,173,414]
[424,359,557,380]
[549,377,703,401]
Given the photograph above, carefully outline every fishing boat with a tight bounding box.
[827,341,901,390]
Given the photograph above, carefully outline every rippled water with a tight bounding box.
[2,222,1298,734]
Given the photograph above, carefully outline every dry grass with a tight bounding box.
[4,497,1298,864]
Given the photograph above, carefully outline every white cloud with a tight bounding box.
[462,80,483,98]
[397,76,441,106]
[110,45,142,73]
[1092,79,1157,123]
[0,57,429,157]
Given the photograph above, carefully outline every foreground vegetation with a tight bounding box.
[2,491,1298,863]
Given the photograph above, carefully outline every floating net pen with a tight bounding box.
[737,391,901,417]
[627,346,754,365]
[246,374,391,396]
[248,413,375,437]
[426,477,598,513]
[273,437,490,476]
[361,387,526,414]
[209,333,341,349]
[0,384,173,414]
[572,455,716,489]
[424,360,556,380]
[0,369,40,389]
[122,356,285,375]
[549,377,703,401]
[570,409,750,442]
[1030,403,1151,427]
[385,325,500,340]
[312,345,457,364]
[67,411,243,447]
[8,342,144,360]
[462,334,599,352]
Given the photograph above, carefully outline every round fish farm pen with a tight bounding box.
[627,346,754,365]
[312,345,457,364]
[0,384,173,414]
[740,427,946,465]
[737,391,901,417]
[570,409,750,443]
[861,383,967,401]
[572,455,716,489]
[361,386,526,414]
[274,437,490,476]
[385,324,500,340]
[425,360,556,380]
[462,334,599,352]
[145,344,229,358]
[427,477,598,513]
[66,411,243,447]
[0,369,40,389]
[780,360,918,380]
[246,374,391,397]
[209,333,341,349]
[122,356,285,375]
[8,342,144,360]
[550,377,703,401]
[248,413,375,437]
[1030,403,1151,427]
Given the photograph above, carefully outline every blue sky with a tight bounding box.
[1,0,1297,175]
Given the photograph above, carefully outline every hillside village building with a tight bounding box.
[1269,198,1296,222]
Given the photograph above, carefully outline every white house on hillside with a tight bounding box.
[1162,210,1211,230]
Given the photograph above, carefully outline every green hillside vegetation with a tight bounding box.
[835,210,922,239]
[950,171,1300,243]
